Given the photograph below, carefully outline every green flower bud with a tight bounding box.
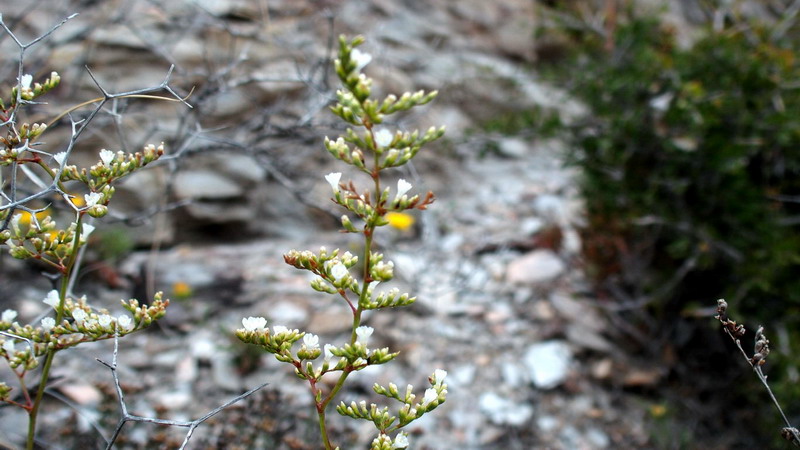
[87,204,108,218]
[9,244,31,259]
[341,214,358,232]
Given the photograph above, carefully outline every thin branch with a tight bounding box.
[715,299,800,447]
[98,334,269,450]
[43,388,110,445]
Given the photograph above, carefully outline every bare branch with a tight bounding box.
[715,299,800,447]
[98,334,269,449]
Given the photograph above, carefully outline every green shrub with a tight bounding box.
[545,12,800,444]
[565,19,800,324]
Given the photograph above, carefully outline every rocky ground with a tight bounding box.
[0,1,699,448]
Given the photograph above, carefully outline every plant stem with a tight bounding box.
[315,148,382,448]
[26,218,82,449]
[26,350,54,449]
[318,407,333,450]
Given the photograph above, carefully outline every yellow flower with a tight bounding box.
[18,209,50,226]
[172,281,193,299]
[70,195,85,207]
[385,212,415,231]
[649,403,667,418]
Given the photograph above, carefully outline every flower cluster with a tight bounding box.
[10,72,61,104]
[236,35,447,449]
[0,72,60,166]
[1,215,94,268]
[54,143,164,217]
[0,63,171,446]
[0,291,168,374]
[0,143,166,273]
[339,369,448,446]
[236,316,398,377]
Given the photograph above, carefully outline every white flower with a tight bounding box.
[650,92,673,112]
[2,340,15,355]
[98,314,112,328]
[422,388,438,405]
[351,48,372,71]
[372,260,394,279]
[324,344,336,362]
[41,317,55,332]
[392,433,409,449]
[368,280,380,293]
[9,214,21,231]
[117,315,133,330]
[19,74,32,89]
[71,309,87,324]
[374,129,393,148]
[242,316,267,332]
[330,262,349,281]
[1,309,16,322]
[81,224,95,240]
[355,326,373,345]
[99,149,115,166]
[396,179,412,198]
[325,172,342,192]
[271,325,288,335]
[84,192,102,207]
[43,290,60,308]
[303,333,320,349]
[53,152,67,167]
[432,369,448,386]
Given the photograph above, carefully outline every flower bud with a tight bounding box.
[341,214,358,232]
[351,149,365,169]
[87,204,108,218]
[370,260,394,282]
[9,244,31,259]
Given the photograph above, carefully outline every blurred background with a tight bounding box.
[2,0,800,448]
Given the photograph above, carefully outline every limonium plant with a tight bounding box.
[235,36,448,449]
[0,69,169,449]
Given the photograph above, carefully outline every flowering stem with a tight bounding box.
[314,155,383,448]
[26,217,82,449]
[26,288,63,449]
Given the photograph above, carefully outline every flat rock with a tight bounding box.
[174,170,243,199]
[524,340,572,389]
[507,250,566,284]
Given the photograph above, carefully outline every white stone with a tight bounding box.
[533,194,568,225]
[501,362,526,387]
[59,383,102,406]
[586,426,611,448]
[174,170,242,199]
[212,354,242,391]
[158,386,192,410]
[536,414,559,432]
[520,217,544,235]
[506,250,565,284]
[524,340,572,389]
[497,137,529,158]
[450,364,476,388]
[478,391,534,426]
[269,301,308,325]
[190,334,217,359]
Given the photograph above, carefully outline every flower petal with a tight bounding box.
[325,172,342,192]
